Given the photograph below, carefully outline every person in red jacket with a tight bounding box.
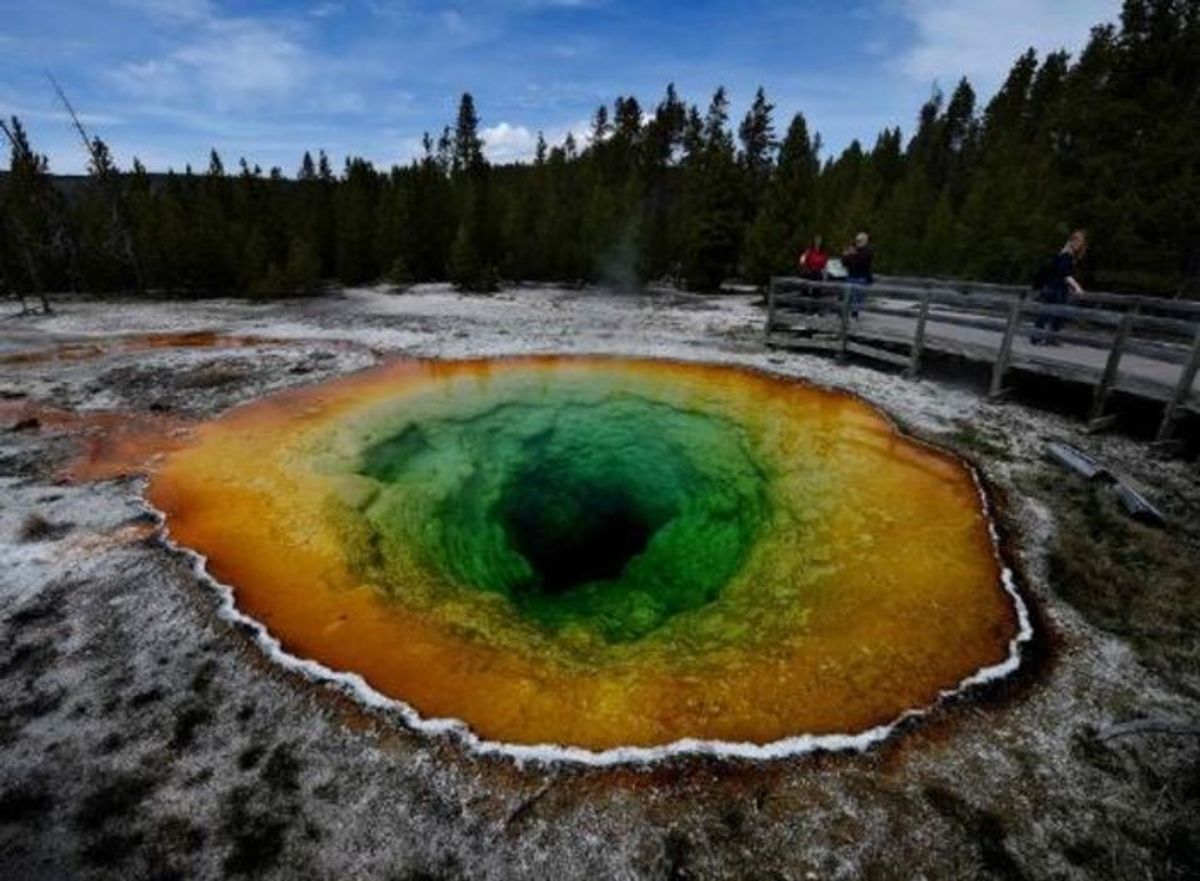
[798,235,829,279]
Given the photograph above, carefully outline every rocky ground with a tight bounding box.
[1,284,1197,880]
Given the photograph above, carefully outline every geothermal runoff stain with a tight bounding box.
[148,357,1028,754]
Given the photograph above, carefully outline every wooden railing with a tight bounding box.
[764,275,1200,444]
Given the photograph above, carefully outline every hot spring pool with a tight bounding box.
[148,356,1030,757]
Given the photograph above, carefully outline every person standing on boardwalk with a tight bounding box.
[798,235,829,279]
[842,232,874,318]
[1032,230,1087,345]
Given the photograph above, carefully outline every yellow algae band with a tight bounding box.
[148,356,1029,755]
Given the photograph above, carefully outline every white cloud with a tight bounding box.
[309,2,344,18]
[481,118,590,163]
[520,0,599,7]
[0,100,123,129]
[110,59,186,102]
[556,117,599,149]
[894,0,1122,90]
[481,122,537,162]
[173,19,308,107]
[112,0,214,22]
[110,9,312,112]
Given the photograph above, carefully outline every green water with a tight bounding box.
[354,394,771,642]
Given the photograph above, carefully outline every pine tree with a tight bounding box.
[0,116,60,309]
[590,105,610,145]
[453,93,484,174]
[447,93,497,289]
[334,157,379,284]
[126,157,157,292]
[298,151,317,181]
[182,152,234,292]
[743,112,820,284]
[241,226,272,294]
[957,50,1051,279]
[284,234,322,293]
[737,87,777,212]
[449,215,483,289]
[77,176,119,290]
[636,84,688,280]
[207,149,225,179]
[682,88,743,290]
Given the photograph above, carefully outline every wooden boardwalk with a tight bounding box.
[764,275,1200,443]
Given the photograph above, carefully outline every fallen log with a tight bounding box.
[1097,719,1200,741]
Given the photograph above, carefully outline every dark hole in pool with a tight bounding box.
[499,475,661,596]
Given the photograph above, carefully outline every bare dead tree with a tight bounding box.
[48,71,144,293]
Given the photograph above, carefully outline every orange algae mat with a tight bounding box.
[148,356,1024,752]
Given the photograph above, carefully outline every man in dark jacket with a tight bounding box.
[842,232,874,318]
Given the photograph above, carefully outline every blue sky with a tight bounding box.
[1,0,1121,175]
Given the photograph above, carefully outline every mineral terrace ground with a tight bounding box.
[1,285,1198,880]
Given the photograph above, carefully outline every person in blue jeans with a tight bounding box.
[842,232,874,318]
[1032,230,1087,345]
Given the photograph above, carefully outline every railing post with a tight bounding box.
[1087,305,1138,430]
[989,298,1023,399]
[765,277,777,338]
[838,283,851,360]
[1155,326,1200,443]
[906,288,931,379]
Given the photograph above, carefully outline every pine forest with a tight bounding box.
[2,0,1197,299]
